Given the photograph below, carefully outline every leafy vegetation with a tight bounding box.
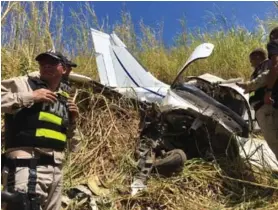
[1,2,278,209]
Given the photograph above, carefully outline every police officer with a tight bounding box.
[265,27,278,107]
[262,27,278,159]
[27,51,77,94]
[237,49,269,110]
[1,51,79,210]
[27,52,81,152]
[237,27,278,160]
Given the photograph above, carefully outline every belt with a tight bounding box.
[2,154,57,169]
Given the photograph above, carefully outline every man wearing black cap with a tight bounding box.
[28,52,81,153]
[236,48,270,129]
[28,51,78,94]
[1,51,79,210]
[237,27,278,161]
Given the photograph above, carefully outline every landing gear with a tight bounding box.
[153,149,187,177]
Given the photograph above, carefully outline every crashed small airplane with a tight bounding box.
[69,29,278,195]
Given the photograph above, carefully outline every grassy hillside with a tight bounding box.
[1,2,278,210]
[2,2,277,81]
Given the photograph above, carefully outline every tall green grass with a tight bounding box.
[1,2,278,209]
[1,2,277,82]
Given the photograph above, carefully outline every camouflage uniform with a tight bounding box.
[262,39,278,159]
[246,60,270,111]
[242,51,278,160]
[242,60,269,94]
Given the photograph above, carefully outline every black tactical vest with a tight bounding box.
[60,77,72,93]
[5,77,70,151]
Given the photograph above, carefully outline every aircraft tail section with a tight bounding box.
[91,28,169,89]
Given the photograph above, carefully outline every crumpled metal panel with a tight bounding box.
[238,137,278,171]
[160,89,247,137]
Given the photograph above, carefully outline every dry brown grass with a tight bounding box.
[2,2,278,209]
[62,89,278,210]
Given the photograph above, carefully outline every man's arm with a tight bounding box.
[246,70,269,92]
[66,98,81,152]
[2,76,58,114]
[266,55,278,90]
[237,70,269,93]
[1,77,34,114]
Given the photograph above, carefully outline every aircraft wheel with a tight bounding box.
[153,149,187,177]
